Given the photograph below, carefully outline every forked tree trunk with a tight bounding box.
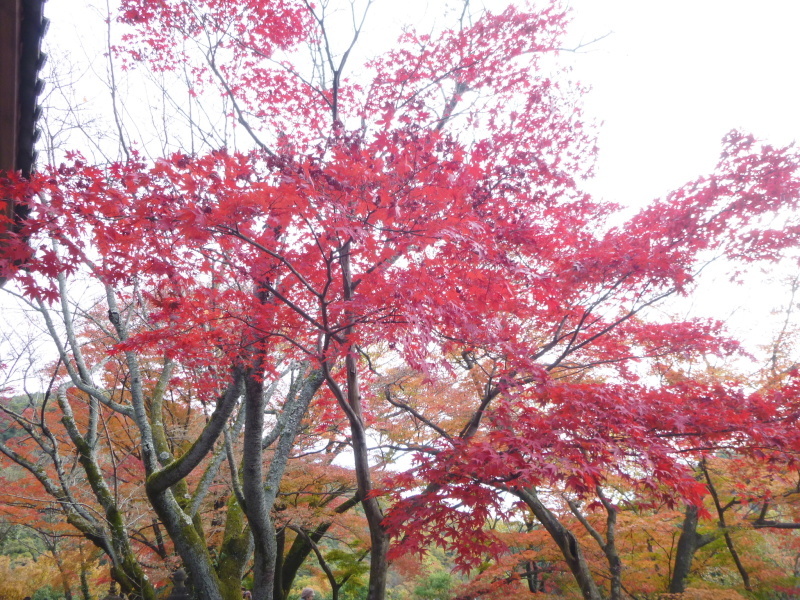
[668,504,717,593]
[701,461,751,591]
[567,489,623,600]
[242,356,325,600]
[277,493,360,599]
[514,487,603,600]
[323,351,391,600]
[322,240,390,600]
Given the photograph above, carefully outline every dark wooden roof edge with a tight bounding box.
[16,0,49,181]
[1,0,48,287]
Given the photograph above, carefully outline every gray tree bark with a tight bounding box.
[242,359,324,600]
[668,504,718,593]
[514,487,603,600]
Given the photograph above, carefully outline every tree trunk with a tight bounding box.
[80,547,93,600]
[669,505,698,593]
[351,410,390,600]
[217,495,254,600]
[323,240,390,600]
[608,553,622,600]
[50,543,74,600]
[241,356,324,600]
[274,528,285,600]
[515,488,603,600]
[278,493,360,600]
[323,359,390,600]
[668,505,717,593]
[61,408,157,600]
[701,461,751,591]
[601,495,622,600]
[241,351,280,600]
[110,292,232,600]
[147,488,226,600]
[567,489,623,600]
[523,561,544,593]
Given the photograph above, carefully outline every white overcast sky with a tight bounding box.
[564,0,800,208]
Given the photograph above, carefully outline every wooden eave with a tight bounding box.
[1,0,48,223]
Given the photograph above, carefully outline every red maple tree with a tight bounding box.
[2,1,800,600]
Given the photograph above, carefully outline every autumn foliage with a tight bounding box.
[2,1,800,600]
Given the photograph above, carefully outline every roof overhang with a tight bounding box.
[1,0,47,283]
[1,0,47,208]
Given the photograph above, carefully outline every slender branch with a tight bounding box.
[384,385,452,442]
[104,0,131,161]
[566,498,605,549]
